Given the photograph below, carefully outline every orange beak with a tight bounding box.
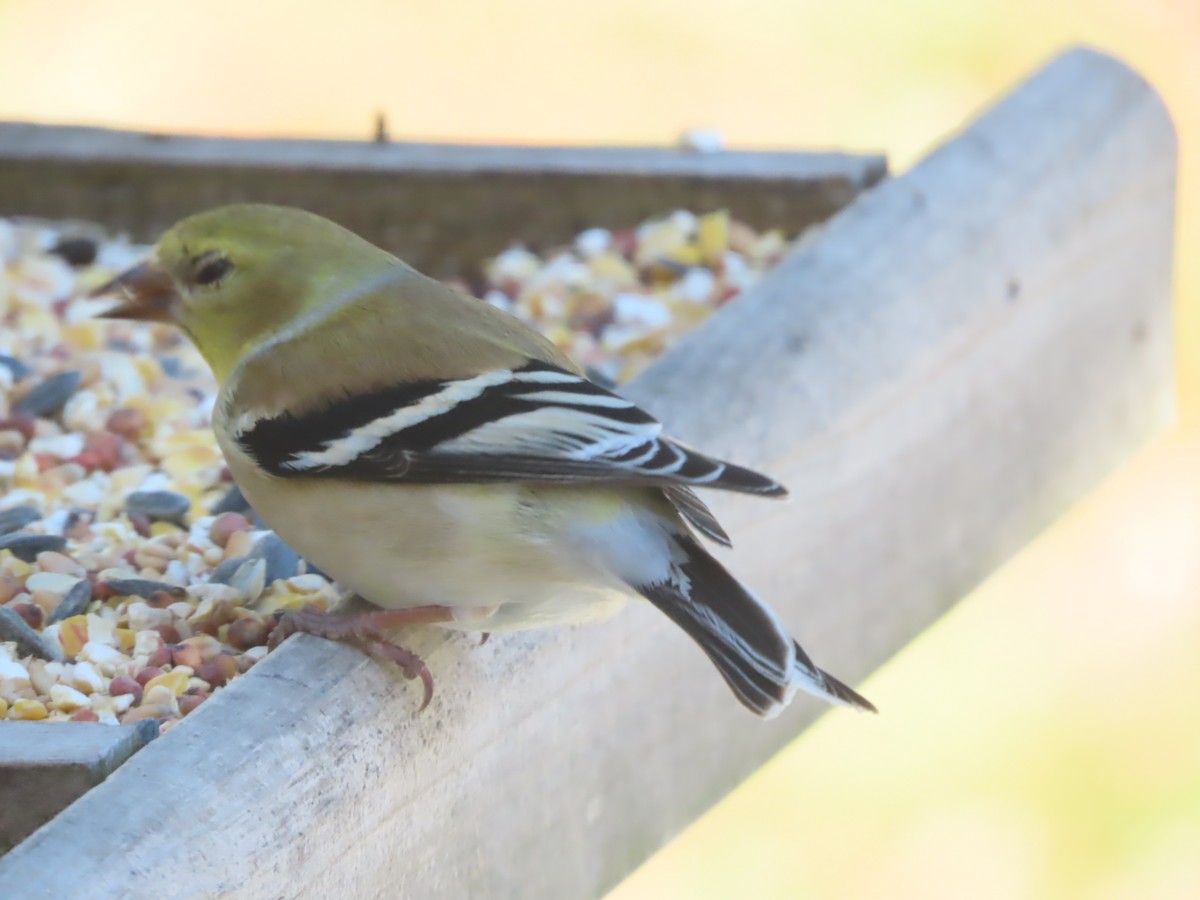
[91,262,179,322]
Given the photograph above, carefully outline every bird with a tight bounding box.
[93,204,874,717]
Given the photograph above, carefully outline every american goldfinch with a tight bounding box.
[96,204,873,717]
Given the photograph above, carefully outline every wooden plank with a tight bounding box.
[0,123,885,278]
[0,722,158,853]
[0,46,1176,898]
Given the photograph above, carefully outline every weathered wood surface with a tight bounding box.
[0,47,1176,898]
[0,123,884,278]
[0,721,157,853]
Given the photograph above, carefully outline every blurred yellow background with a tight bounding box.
[1,1,1197,896]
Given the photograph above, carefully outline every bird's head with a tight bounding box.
[94,204,401,382]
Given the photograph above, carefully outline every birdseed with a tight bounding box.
[0,210,797,730]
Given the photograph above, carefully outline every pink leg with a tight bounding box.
[269,603,453,710]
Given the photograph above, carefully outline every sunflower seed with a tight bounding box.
[208,556,247,586]
[46,579,94,624]
[14,370,82,418]
[0,533,67,562]
[102,577,187,600]
[229,558,267,602]
[124,490,191,525]
[248,533,301,585]
[49,236,99,267]
[0,607,61,661]
[0,504,41,535]
[210,484,252,516]
[0,355,31,383]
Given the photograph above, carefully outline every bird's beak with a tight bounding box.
[91,261,179,322]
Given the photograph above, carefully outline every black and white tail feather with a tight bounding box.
[235,358,874,716]
[636,534,875,717]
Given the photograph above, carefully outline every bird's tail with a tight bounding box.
[634,535,876,717]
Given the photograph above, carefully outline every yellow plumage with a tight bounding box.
[95,203,874,716]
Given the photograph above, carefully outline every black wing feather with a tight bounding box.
[237,360,786,501]
[663,486,732,547]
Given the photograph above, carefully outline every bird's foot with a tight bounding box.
[269,603,453,710]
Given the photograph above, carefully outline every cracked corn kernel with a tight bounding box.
[142,669,189,697]
[49,683,89,712]
[57,615,89,658]
[10,698,48,720]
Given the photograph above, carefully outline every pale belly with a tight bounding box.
[226,454,639,632]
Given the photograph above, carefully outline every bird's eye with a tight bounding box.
[193,253,233,287]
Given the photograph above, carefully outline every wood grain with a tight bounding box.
[0,123,884,279]
[0,47,1176,899]
[0,721,157,853]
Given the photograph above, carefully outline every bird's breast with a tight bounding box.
[218,439,631,628]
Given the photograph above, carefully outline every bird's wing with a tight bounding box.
[233,359,785,501]
[662,485,732,547]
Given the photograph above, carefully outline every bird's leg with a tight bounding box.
[269,603,454,710]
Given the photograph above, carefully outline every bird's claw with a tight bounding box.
[358,635,435,711]
[269,604,434,710]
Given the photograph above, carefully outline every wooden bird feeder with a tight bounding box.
[0,47,1177,898]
